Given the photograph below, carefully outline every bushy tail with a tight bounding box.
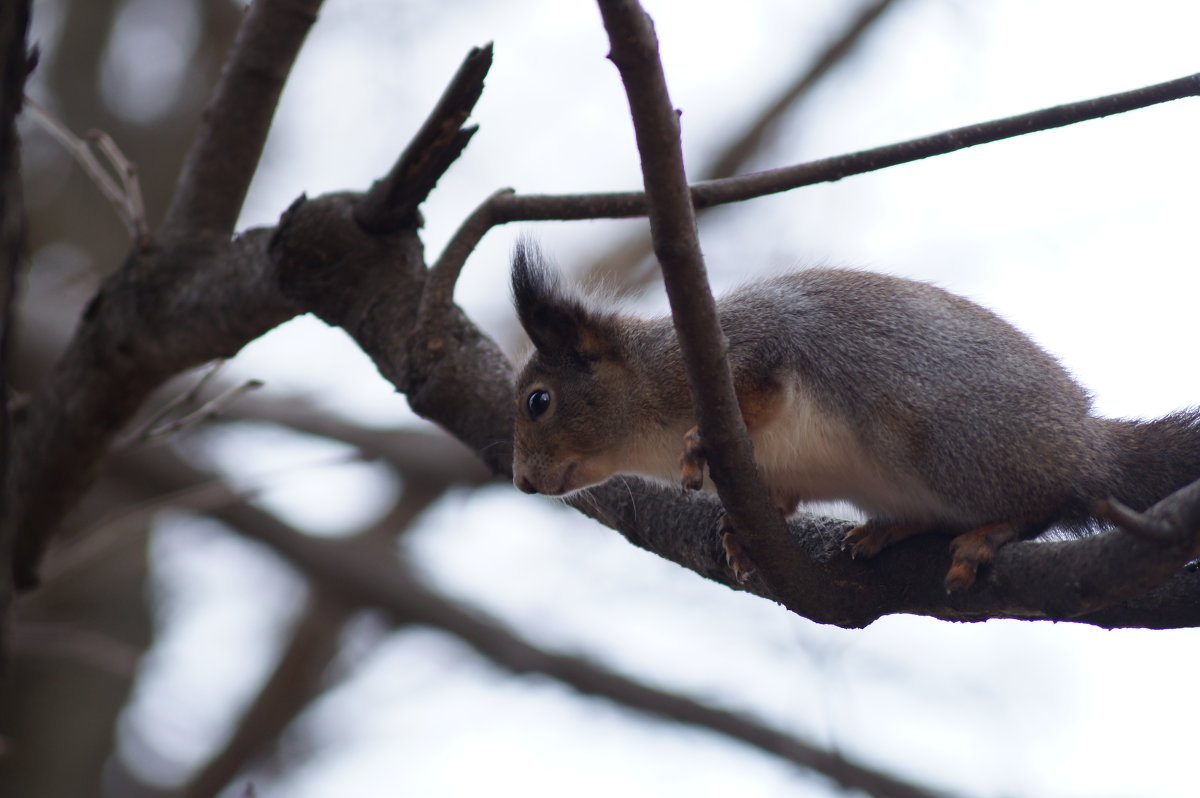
[1102,409,1200,511]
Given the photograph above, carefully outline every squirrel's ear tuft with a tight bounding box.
[512,237,616,362]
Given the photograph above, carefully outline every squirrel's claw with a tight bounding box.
[679,425,706,493]
[718,512,756,582]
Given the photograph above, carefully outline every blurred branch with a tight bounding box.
[24,99,149,244]
[0,0,31,659]
[586,0,901,288]
[160,0,323,238]
[6,227,298,590]
[10,620,140,678]
[113,442,945,798]
[706,0,897,181]
[183,594,355,798]
[216,389,493,489]
[123,377,264,446]
[183,485,447,797]
[427,69,1200,307]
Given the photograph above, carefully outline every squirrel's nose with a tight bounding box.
[515,475,539,494]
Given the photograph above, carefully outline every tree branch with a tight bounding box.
[7,228,299,589]
[115,443,946,798]
[426,69,1200,304]
[354,44,493,234]
[13,13,1199,629]
[704,0,899,182]
[160,0,323,239]
[0,0,32,652]
[596,0,818,606]
[584,0,903,289]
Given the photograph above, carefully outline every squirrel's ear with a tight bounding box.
[511,238,618,362]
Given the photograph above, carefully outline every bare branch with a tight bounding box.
[7,227,299,590]
[355,44,493,234]
[160,0,323,238]
[11,620,140,678]
[213,389,494,489]
[585,0,903,289]
[124,378,264,445]
[24,99,148,243]
[183,485,447,797]
[704,0,899,182]
[87,128,149,244]
[436,70,1200,268]
[420,187,512,328]
[114,443,945,798]
[596,0,811,604]
[183,595,355,798]
[0,0,31,659]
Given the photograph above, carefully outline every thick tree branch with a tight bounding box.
[596,0,817,606]
[160,0,323,239]
[8,0,326,589]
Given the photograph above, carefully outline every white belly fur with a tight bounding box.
[749,381,958,523]
[614,381,960,525]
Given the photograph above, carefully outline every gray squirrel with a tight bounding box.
[510,240,1200,589]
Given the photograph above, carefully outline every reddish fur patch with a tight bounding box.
[736,374,785,433]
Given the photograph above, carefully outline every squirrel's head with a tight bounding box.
[510,239,637,496]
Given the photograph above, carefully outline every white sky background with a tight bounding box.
[103,0,1200,796]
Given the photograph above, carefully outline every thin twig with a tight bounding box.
[408,70,1200,302]
[24,98,148,242]
[126,360,228,442]
[87,128,149,243]
[584,0,902,290]
[125,378,265,446]
[455,70,1200,234]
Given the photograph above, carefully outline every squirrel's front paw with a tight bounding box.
[678,425,706,493]
[718,513,756,582]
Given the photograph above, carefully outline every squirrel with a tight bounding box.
[509,240,1200,590]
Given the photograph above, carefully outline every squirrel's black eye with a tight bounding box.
[526,389,551,419]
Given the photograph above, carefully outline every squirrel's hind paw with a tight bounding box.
[944,522,1021,592]
[843,520,925,559]
[679,425,706,493]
